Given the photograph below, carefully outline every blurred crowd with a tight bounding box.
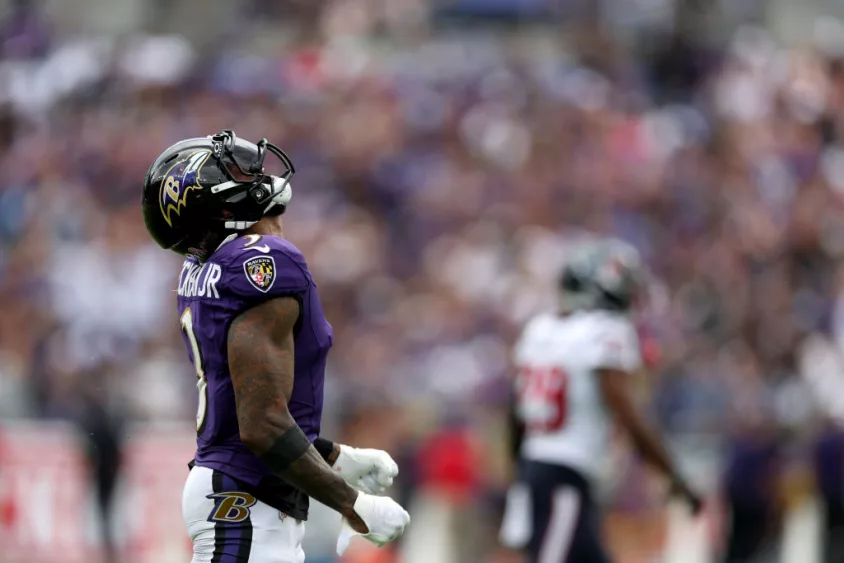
[3,0,844,559]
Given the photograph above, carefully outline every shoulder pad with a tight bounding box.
[582,312,642,372]
[513,313,556,364]
[215,234,310,298]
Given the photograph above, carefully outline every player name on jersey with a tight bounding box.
[178,261,222,299]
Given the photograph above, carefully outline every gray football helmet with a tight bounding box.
[558,238,647,313]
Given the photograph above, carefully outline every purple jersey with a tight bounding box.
[176,233,332,519]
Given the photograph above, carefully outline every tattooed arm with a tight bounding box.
[227,296,367,532]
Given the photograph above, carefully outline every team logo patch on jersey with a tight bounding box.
[243,256,276,293]
[206,492,257,523]
[159,150,211,227]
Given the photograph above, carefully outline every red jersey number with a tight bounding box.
[516,366,568,433]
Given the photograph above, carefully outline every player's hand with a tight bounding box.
[336,492,410,555]
[670,477,703,516]
[333,445,399,495]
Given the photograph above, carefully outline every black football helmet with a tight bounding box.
[141,130,294,255]
[558,238,647,313]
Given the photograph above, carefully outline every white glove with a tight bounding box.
[336,492,410,555]
[333,445,399,495]
[499,483,532,549]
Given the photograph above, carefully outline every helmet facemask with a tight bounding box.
[207,130,295,230]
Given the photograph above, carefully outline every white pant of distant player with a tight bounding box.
[183,465,306,563]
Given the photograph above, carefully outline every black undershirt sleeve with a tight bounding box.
[314,437,335,463]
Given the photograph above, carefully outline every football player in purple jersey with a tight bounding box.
[141,130,409,562]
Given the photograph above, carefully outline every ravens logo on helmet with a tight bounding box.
[141,130,294,256]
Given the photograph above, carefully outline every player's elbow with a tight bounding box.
[239,427,269,454]
[238,409,293,455]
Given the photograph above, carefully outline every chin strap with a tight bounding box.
[224,220,259,230]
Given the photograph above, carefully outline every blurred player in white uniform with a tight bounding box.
[500,239,702,563]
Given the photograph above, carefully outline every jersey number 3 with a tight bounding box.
[517,366,568,433]
[181,307,208,433]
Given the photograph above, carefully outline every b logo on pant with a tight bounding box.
[207,492,257,523]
